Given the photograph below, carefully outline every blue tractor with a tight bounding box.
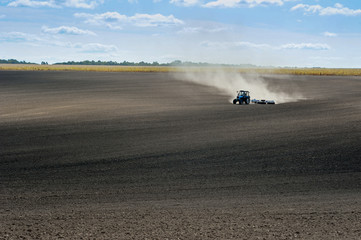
[233,90,250,105]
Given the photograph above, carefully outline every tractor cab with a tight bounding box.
[233,90,250,105]
[237,90,249,97]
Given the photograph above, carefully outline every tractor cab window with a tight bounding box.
[238,91,248,97]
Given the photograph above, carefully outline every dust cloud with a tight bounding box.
[173,68,303,104]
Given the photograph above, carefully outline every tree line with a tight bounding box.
[0,59,35,64]
[1,59,258,68]
[54,60,257,68]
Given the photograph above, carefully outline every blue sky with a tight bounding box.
[1,0,361,67]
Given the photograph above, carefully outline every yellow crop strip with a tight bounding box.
[1,64,361,76]
[262,68,361,76]
[0,64,179,72]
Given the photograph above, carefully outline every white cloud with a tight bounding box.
[203,0,240,8]
[170,0,201,7]
[75,12,184,29]
[76,43,118,52]
[201,40,330,50]
[203,0,284,8]
[291,4,321,14]
[74,12,127,29]
[201,40,271,49]
[170,0,289,8]
[42,26,96,35]
[8,0,58,8]
[291,3,361,16]
[47,41,118,52]
[177,26,227,34]
[131,13,183,27]
[64,0,102,9]
[177,27,200,34]
[8,0,103,8]
[170,0,200,6]
[280,43,330,50]
[323,32,337,37]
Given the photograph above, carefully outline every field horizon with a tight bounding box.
[1,63,361,76]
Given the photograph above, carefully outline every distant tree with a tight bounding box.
[170,60,182,66]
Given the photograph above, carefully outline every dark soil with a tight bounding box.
[1,71,360,239]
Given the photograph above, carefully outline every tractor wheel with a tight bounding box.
[233,99,237,104]
[245,98,250,105]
